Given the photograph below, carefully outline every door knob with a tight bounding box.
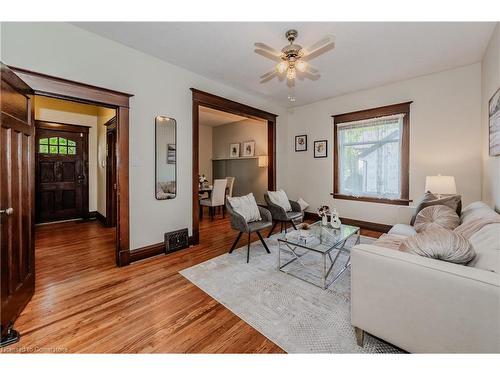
[0,208,14,216]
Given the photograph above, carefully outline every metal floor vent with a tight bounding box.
[164,228,189,254]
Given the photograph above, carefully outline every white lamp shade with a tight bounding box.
[425,175,457,195]
[258,155,268,167]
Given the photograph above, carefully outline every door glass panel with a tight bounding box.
[39,144,49,153]
[59,146,67,154]
[68,146,76,155]
[59,137,67,145]
[39,138,48,144]
[49,137,58,145]
[49,145,58,154]
[68,140,76,146]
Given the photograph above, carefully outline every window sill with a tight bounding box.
[330,193,411,206]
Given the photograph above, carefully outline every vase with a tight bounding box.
[321,215,328,226]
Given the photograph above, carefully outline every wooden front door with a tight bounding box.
[35,123,89,223]
[0,63,35,346]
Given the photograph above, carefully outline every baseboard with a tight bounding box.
[303,211,392,233]
[87,211,106,225]
[129,236,194,264]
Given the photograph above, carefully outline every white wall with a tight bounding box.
[34,96,100,212]
[283,64,483,225]
[199,124,213,182]
[0,22,287,249]
[481,23,500,212]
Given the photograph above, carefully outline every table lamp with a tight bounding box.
[425,174,457,198]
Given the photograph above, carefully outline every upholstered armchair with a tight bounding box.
[264,193,304,237]
[226,201,272,263]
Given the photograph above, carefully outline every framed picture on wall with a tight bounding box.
[167,144,176,164]
[314,140,328,158]
[295,135,307,152]
[489,87,500,156]
[242,141,255,157]
[229,143,240,158]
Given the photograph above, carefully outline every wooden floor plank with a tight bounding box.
[3,210,380,353]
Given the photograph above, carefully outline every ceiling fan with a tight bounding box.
[254,29,335,88]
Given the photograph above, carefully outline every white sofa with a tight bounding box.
[351,201,500,353]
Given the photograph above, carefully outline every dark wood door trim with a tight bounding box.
[105,126,117,228]
[9,66,132,108]
[35,122,90,223]
[8,65,133,267]
[191,89,278,245]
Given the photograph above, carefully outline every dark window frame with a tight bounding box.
[332,101,412,206]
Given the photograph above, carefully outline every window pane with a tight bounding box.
[59,146,67,154]
[49,137,58,145]
[39,145,49,153]
[338,115,403,199]
[59,137,67,145]
[49,145,58,154]
[68,146,76,155]
[39,138,48,144]
[67,140,76,146]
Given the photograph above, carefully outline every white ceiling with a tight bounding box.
[199,106,247,127]
[199,106,265,127]
[73,22,496,107]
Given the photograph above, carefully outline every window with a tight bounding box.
[333,102,411,205]
[39,137,76,155]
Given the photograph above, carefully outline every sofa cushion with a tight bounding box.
[414,205,460,232]
[460,201,499,224]
[228,193,262,223]
[410,192,462,225]
[467,223,500,273]
[388,224,417,237]
[401,228,475,265]
[373,233,407,250]
[267,189,292,212]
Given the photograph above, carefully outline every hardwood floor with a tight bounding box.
[2,211,381,354]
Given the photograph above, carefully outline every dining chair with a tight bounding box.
[200,178,227,220]
[226,177,235,198]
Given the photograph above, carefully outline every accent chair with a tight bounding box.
[264,192,304,237]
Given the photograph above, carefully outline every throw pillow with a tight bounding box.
[410,192,462,225]
[400,227,475,264]
[227,193,262,223]
[414,205,460,232]
[297,198,309,211]
[267,190,292,212]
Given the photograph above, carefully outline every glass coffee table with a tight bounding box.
[277,222,360,289]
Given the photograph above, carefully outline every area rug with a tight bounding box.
[179,234,402,353]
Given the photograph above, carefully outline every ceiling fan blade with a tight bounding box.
[254,42,282,56]
[305,65,319,74]
[254,49,282,62]
[302,35,335,61]
[259,70,278,83]
[303,71,321,81]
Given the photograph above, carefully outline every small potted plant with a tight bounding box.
[317,205,330,226]
[199,174,208,189]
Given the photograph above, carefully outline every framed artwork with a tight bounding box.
[314,140,328,158]
[167,144,176,164]
[489,87,500,156]
[242,141,255,157]
[229,143,240,158]
[295,135,307,152]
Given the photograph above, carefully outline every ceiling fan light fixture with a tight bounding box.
[296,60,307,72]
[286,67,296,80]
[276,61,288,74]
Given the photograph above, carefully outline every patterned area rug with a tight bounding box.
[180,234,402,353]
